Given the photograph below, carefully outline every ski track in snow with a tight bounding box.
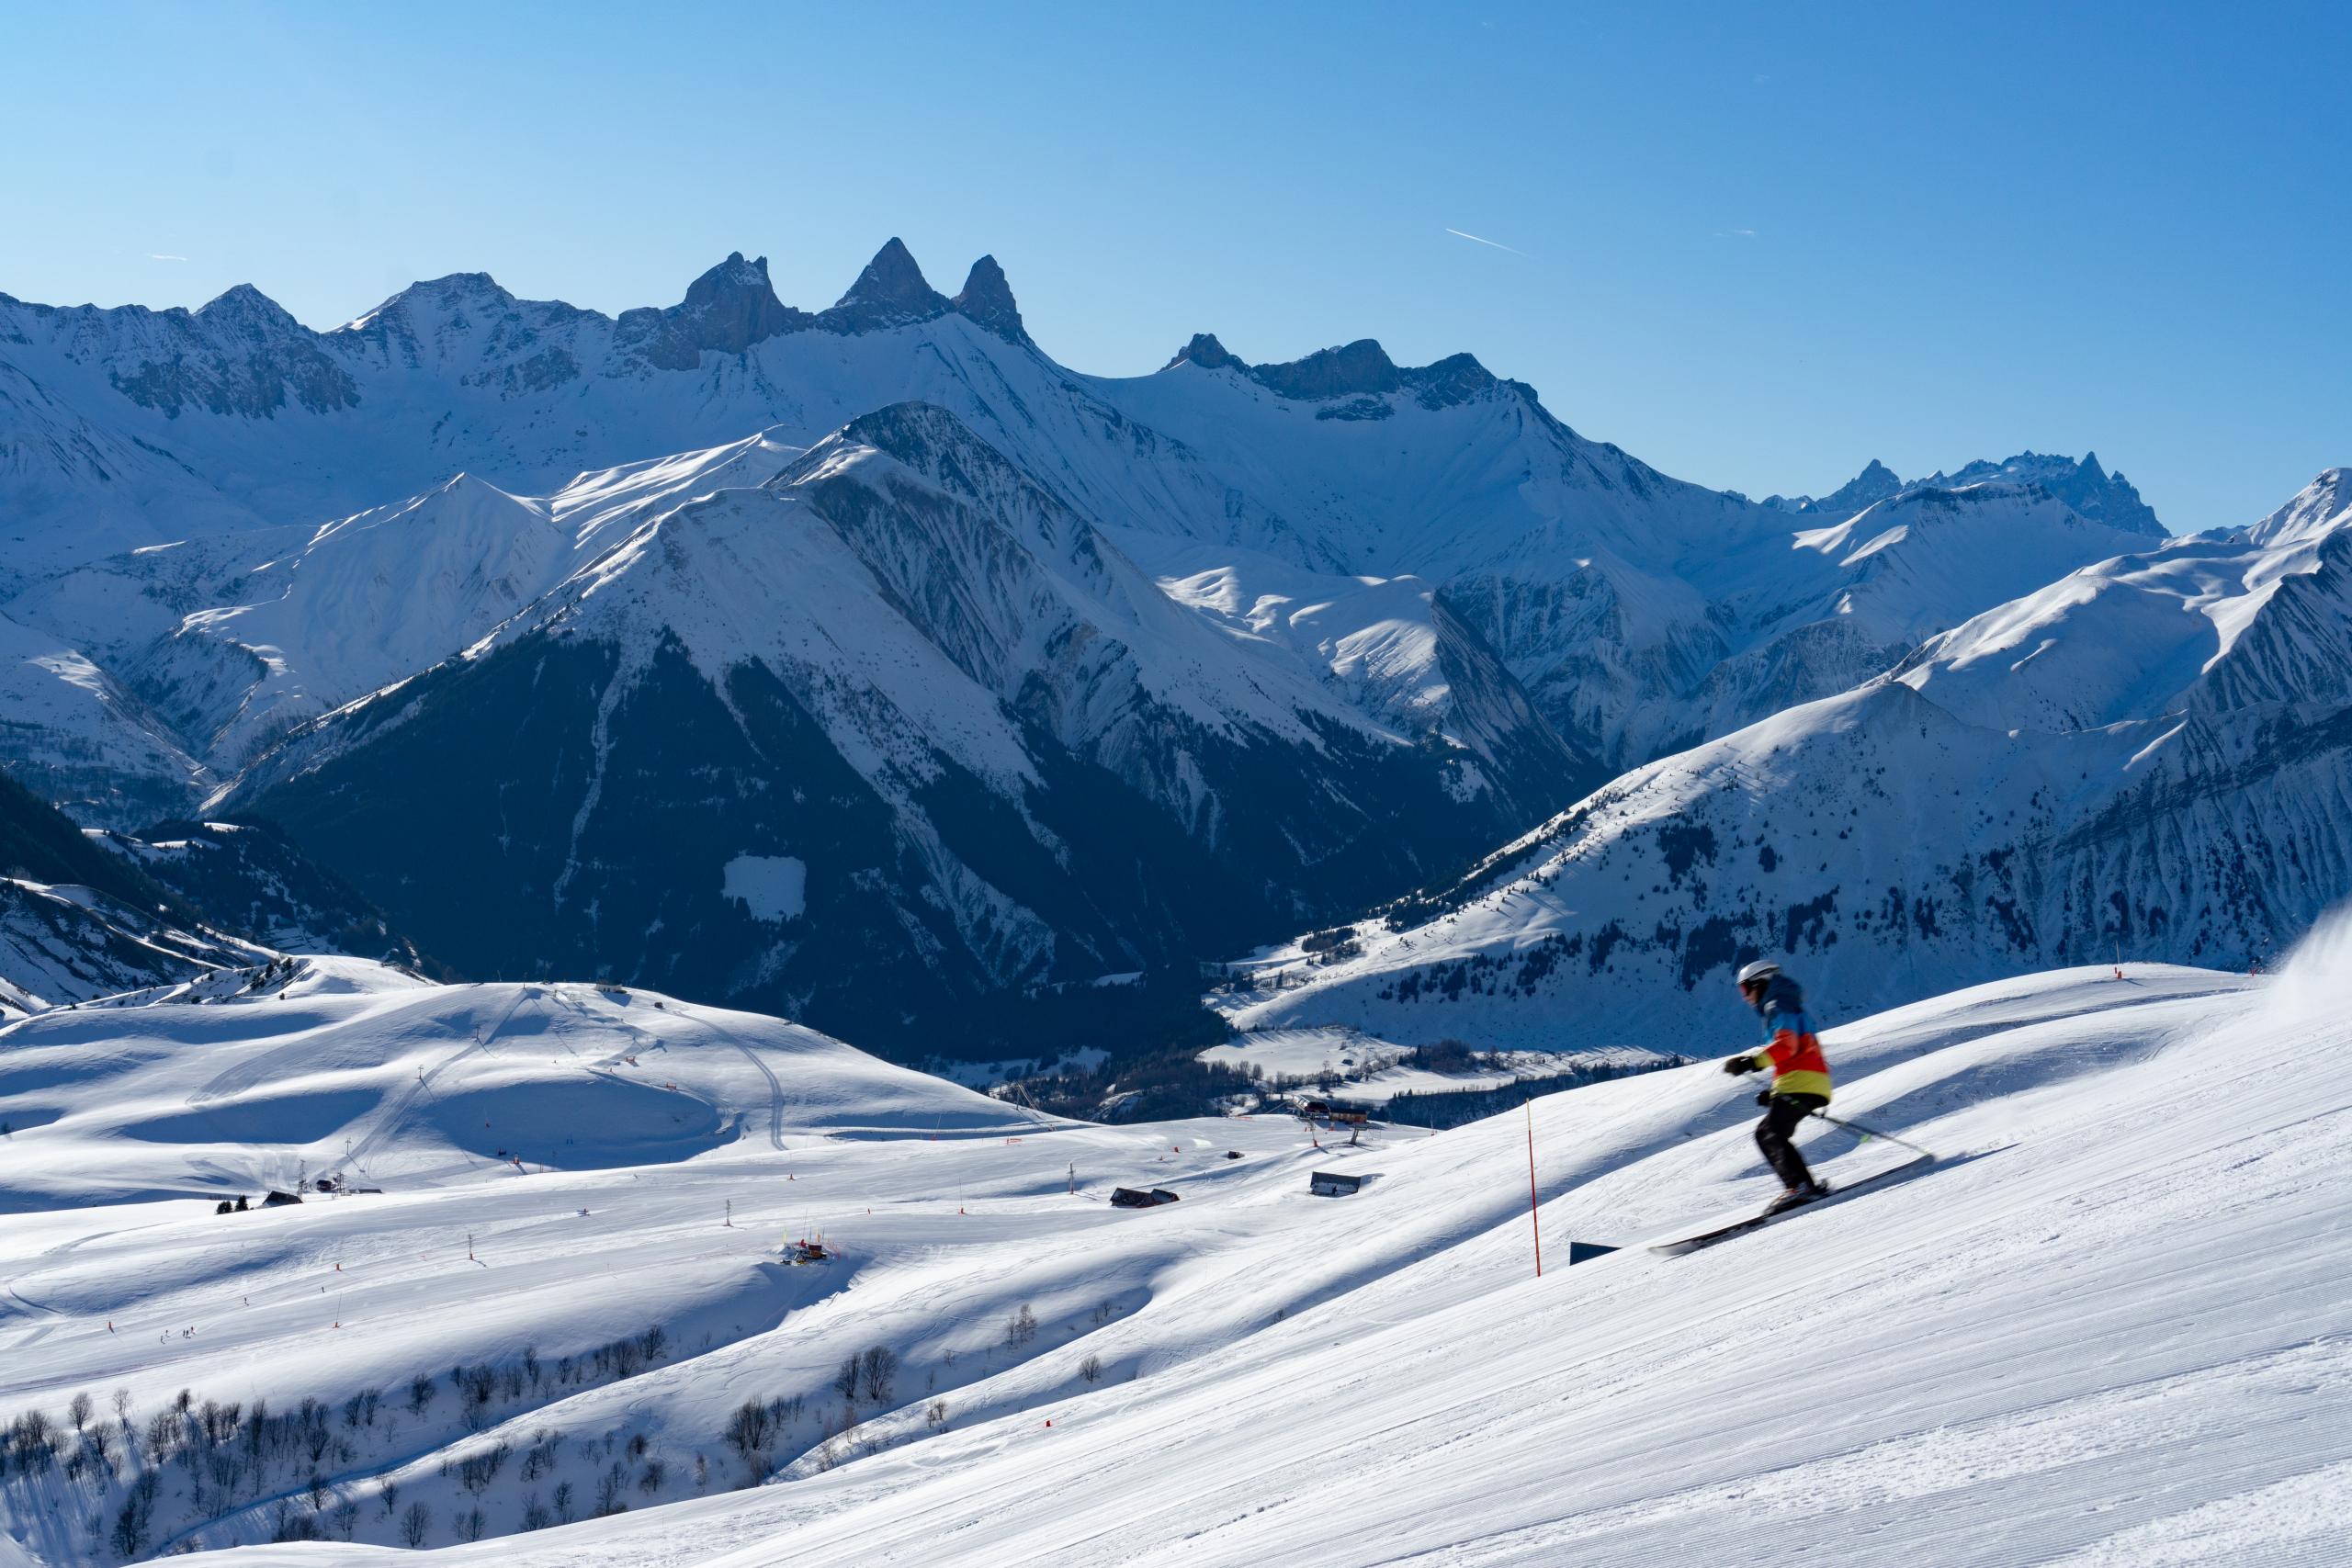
[0,950,2346,1566]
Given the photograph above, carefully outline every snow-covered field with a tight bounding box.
[4,929,2349,1565]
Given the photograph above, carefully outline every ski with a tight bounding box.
[1648,1156,1938,1256]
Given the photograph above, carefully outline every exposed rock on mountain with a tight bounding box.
[949,254,1029,344]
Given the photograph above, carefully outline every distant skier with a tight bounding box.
[1723,960,1834,1213]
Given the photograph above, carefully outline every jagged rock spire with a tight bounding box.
[1163,333,1242,372]
[822,238,949,332]
[676,253,797,353]
[950,255,1028,344]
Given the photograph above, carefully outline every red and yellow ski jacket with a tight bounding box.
[1746,973,1832,1101]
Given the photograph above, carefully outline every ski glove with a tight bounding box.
[1723,1055,1760,1077]
[1756,1090,1772,1106]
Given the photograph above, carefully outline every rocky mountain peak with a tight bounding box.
[196,283,304,337]
[949,255,1028,344]
[822,238,949,332]
[1402,352,1498,409]
[1822,457,1905,513]
[674,251,797,353]
[1251,339,1403,400]
[1164,333,1243,372]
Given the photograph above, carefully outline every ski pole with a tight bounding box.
[1809,1109,1937,1160]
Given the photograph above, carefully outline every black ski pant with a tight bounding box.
[1756,1092,1828,1190]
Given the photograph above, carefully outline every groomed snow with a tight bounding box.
[3,929,2346,1565]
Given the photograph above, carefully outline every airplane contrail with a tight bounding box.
[1446,228,1529,257]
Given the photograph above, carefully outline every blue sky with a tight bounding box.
[5,0,2345,528]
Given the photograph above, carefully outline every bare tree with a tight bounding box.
[107,1472,159,1557]
[857,1346,899,1404]
[458,1506,488,1542]
[554,1480,576,1526]
[723,1398,775,1471]
[1080,1354,1104,1384]
[67,1392,93,1433]
[594,1460,628,1517]
[924,1399,949,1431]
[832,1354,862,1406]
[399,1501,432,1549]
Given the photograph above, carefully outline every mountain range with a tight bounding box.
[0,240,2339,1059]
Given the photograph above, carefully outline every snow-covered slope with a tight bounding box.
[0,610,205,829]
[1093,345,2165,766]
[0,876,265,1017]
[0,957,1028,1211]
[0,770,266,1010]
[1227,470,2352,1055]
[88,818,423,965]
[1894,468,2352,733]
[206,402,1569,1054]
[4,932,2346,1565]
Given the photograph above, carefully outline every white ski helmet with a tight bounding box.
[1736,959,1781,988]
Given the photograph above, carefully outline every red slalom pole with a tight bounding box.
[1525,1101,1544,1279]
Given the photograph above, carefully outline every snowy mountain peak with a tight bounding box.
[2243,467,2352,547]
[398,271,513,306]
[1930,451,2165,536]
[949,254,1028,344]
[826,236,951,331]
[195,281,302,335]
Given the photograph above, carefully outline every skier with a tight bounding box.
[1722,960,1834,1213]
